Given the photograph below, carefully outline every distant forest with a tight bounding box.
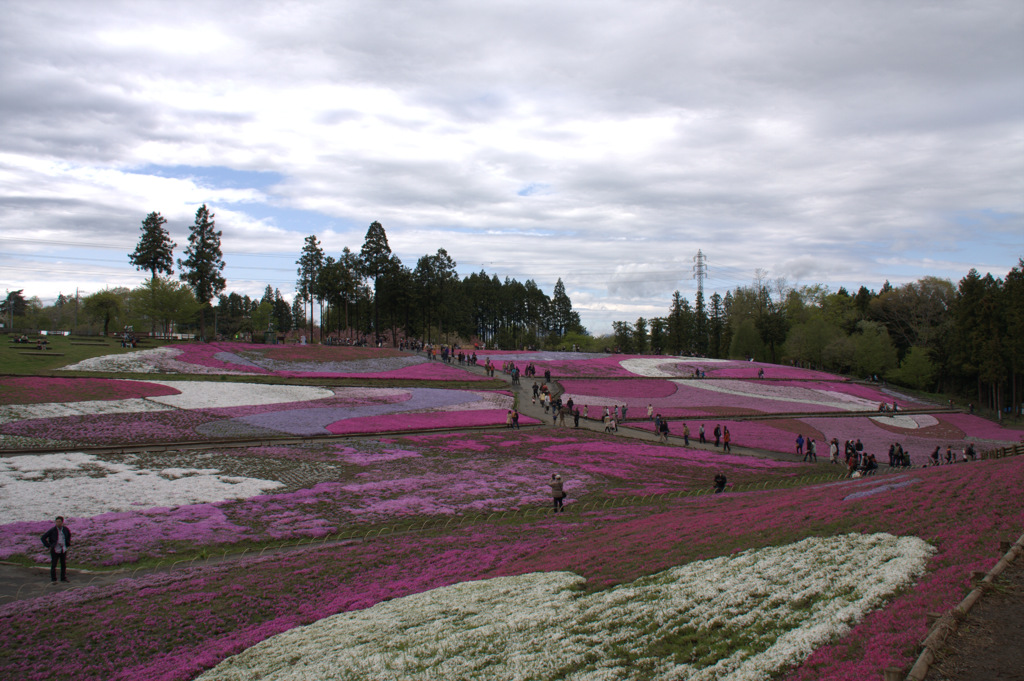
[607,262,1023,416]
[3,211,1021,415]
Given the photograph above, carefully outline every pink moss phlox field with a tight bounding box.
[529,354,638,378]
[171,343,271,374]
[0,505,249,566]
[702,363,842,380]
[0,377,181,406]
[557,379,678,401]
[2,410,222,446]
[628,412,1020,460]
[563,377,889,416]
[276,361,490,381]
[0,387,519,446]
[535,440,803,495]
[159,342,490,380]
[629,418,824,454]
[940,412,1024,442]
[2,455,1020,681]
[261,345,407,362]
[802,414,1019,461]
[767,380,931,408]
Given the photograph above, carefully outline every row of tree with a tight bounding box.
[294,221,584,347]
[609,262,1024,415]
[4,214,584,348]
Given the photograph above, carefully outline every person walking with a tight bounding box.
[795,434,805,457]
[699,423,706,444]
[713,424,721,447]
[658,417,670,443]
[548,474,566,512]
[723,427,731,452]
[40,516,71,583]
[682,423,690,446]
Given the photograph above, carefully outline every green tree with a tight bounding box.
[251,300,273,337]
[784,314,842,370]
[414,248,458,343]
[693,289,708,355]
[890,346,935,391]
[667,291,692,355]
[83,289,124,336]
[549,278,574,338]
[851,320,898,378]
[131,277,199,336]
[729,318,764,360]
[296,234,325,341]
[129,212,177,335]
[1,289,27,330]
[359,221,392,339]
[708,292,725,358]
[273,288,293,334]
[633,317,649,354]
[177,205,226,339]
[612,320,634,354]
[649,317,667,354]
[129,212,176,281]
[1004,260,1024,415]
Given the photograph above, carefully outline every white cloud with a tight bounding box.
[1,0,1022,334]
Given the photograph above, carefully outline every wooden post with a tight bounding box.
[883,667,903,681]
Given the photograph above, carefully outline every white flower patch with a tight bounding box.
[0,398,174,425]
[139,381,334,410]
[674,379,878,411]
[0,453,282,524]
[197,533,933,681]
[0,383,334,426]
[58,347,178,373]
[869,414,938,429]
[427,391,514,413]
[621,357,728,377]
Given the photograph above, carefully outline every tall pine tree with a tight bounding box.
[359,221,392,339]
[129,212,176,281]
[177,205,225,340]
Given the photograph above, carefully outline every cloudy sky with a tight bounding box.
[2,0,1022,335]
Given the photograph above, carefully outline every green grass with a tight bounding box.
[0,335,167,375]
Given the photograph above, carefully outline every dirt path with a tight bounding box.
[923,555,1024,681]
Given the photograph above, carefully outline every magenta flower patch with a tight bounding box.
[0,377,180,406]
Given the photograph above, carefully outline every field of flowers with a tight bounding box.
[0,378,529,449]
[1,450,1021,681]
[546,355,1021,460]
[478,352,841,381]
[60,342,491,381]
[2,350,1022,681]
[0,430,805,567]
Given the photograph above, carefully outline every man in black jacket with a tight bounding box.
[40,516,71,583]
